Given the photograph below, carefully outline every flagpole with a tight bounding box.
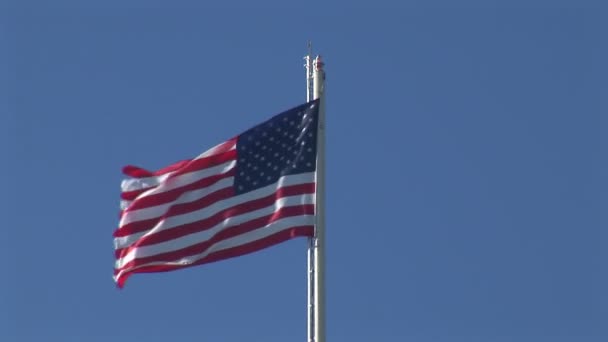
[312,55,326,342]
[303,43,315,342]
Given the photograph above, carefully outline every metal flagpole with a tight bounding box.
[303,42,315,342]
[312,54,326,342]
[304,44,326,342]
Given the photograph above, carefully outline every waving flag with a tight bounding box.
[114,100,320,287]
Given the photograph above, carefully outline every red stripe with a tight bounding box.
[114,183,315,245]
[115,225,313,288]
[122,160,191,178]
[116,205,314,271]
[120,150,237,202]
[122,165,154,178]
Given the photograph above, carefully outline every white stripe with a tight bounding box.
[119,176,235,227]
[120,141,236,192]
[114,172,316,249]
[114,214,314,279]
[116,194,315,268]
[121,174,170,192]
[120,200,131,210]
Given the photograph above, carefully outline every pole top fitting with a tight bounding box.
[314,55,324,71]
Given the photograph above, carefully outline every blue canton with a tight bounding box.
[235,100,319,194]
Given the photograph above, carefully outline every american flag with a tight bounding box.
[113,100,320,287]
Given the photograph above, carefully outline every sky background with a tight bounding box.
[1,1,606,341]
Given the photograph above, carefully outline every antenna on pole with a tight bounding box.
[304,41,313,102]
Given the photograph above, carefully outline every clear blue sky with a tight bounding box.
[2,1,606,341]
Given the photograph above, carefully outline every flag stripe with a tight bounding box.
[165,148,238,180]
[116,216,314,276]
[120,141,236,195]
[119,176,235,228]
[120,200,131,211]
[116,195,315,263]
[121,160,236,212]
[115,186,234,242]
[120,152,237,202]
[114,181,314,250]
[118,142,237,214]
[115,172,315,243]
[121,173,169,192]
[114,225,313,288]
[119,171,235,221]
[122,159,191,179]
[115,215,314,281]
[116,205,315,270]
[120,177,313,236]
[121,175,171,199]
